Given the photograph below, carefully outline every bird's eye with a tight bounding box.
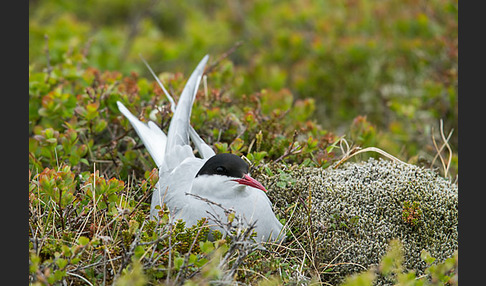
[215,166,226,174]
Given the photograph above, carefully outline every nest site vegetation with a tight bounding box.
[258,157,457,285]
[29,37,457,285]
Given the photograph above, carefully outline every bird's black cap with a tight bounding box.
[195,153,249,178]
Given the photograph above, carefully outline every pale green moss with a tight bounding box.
[257,158,458,285]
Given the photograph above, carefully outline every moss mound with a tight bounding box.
[258,158,458,284]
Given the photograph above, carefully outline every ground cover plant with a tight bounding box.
[28,52,457,285]
[29,1,457,284]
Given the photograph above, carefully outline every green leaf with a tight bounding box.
[129,219,140,234]
[61,245,72,257]
[78,236,90,246]
[188,254,197,264]
[230,138,244,154]
[227,212,235,223]
[214,142,228,153]
[264,166,274,176]
[56,258,68,269]
[134,245,145,258]
[194,257,209,268]
[174,256,184,270]
[93,119,107,133]
[44,128,54,138]
[71,257,81,265]
[53,269,66,281]
[379,240,403,276]
[421,250,436,265]
[29,254,40,273]
[199,241,215,254]
[85,102,99,120]
[46,138,58,144]
[340,270,375,286]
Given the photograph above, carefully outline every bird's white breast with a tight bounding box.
[151,166,283,242]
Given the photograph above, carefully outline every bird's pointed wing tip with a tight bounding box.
[201,54,210,65]
[116,101,128,112]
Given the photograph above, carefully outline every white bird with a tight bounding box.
[117,55,284,243]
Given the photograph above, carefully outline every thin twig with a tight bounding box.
[74,256,122,271]
[273,130,302,164]
[77,37,93,71]
[66,271,94,286]
[185,193,233,217]
[333,137,407,169]
[320,242,365,273]
[44,34,52,83]
[205,41,244,74]
[430,119,454,178]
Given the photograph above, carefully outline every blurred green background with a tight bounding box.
[29,0,458,176]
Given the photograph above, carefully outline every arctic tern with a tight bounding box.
[117,55,284,242]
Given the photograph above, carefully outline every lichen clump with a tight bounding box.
[259,158,458,285]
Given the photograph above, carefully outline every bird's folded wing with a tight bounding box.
[165,55,209,166]
[142,54,215,160]
[117,101,167,168]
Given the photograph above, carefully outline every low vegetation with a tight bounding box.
[29,1,457,284]
[29,53,457,285]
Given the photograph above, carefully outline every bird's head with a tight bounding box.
[194,153,268,196]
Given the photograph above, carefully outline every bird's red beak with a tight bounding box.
[232,174,268,193]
